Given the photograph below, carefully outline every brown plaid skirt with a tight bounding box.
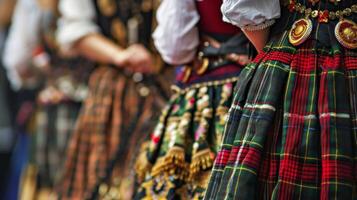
[56,66,170,199]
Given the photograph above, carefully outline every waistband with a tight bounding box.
[271,1,357,49]
[174,32,252,88]
[175,64,242,89]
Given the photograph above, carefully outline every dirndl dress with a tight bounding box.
[204,0,357,199]
[22,52,93,199]
[133,0,256,198]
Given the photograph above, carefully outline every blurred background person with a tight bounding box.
[0,0,17,199]
[55,0,173,199]
[2,0,93,199]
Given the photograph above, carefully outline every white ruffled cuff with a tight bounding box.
[241,19,276,31]
[221,0,281,29]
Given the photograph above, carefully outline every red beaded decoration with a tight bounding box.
[288,1,296,12]
[318,10,329,23]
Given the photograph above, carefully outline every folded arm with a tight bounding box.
[57,0,153,72]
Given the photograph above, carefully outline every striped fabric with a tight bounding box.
[204,32,357,199]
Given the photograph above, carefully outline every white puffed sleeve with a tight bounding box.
[56,0,100,53]
[2,0,41,90]
[153,0,200,65]
[221,0,281,31]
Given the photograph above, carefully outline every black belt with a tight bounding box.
[196,33,254,73]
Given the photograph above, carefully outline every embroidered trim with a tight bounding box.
[242,19,276,31]
[171,76,239,94]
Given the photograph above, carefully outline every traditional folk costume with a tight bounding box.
[3,0,93,198]
[205,0,357,199]
[55,0,171,199]
[134,0,254,199]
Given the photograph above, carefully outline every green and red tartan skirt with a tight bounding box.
[204,32,357,199]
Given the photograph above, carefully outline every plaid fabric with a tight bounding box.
[56,66,167,199]
[204,32,357,199]
[31,103,81,188]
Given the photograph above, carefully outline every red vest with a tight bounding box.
[195,0,241,35]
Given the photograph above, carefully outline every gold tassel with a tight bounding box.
[135,142,152,182]
[189,149,214,180]
[151,146,189,180]
[163,147,185,167]
[135,151,152,183]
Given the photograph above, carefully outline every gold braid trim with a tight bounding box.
[171,77,239,95]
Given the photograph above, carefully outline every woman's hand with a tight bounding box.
[74,34,154,74]
[114,44,154,74]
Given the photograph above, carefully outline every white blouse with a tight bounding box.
[57,0,200,65]
[56,0,100,53]
[221,0,281,30]
[2,0,42,90]
[153,0,200,65]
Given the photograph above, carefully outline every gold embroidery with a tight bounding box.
[335,19,357,49]
[288,18,313,46]
[141,174,177,200]
[287,1,357,48]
